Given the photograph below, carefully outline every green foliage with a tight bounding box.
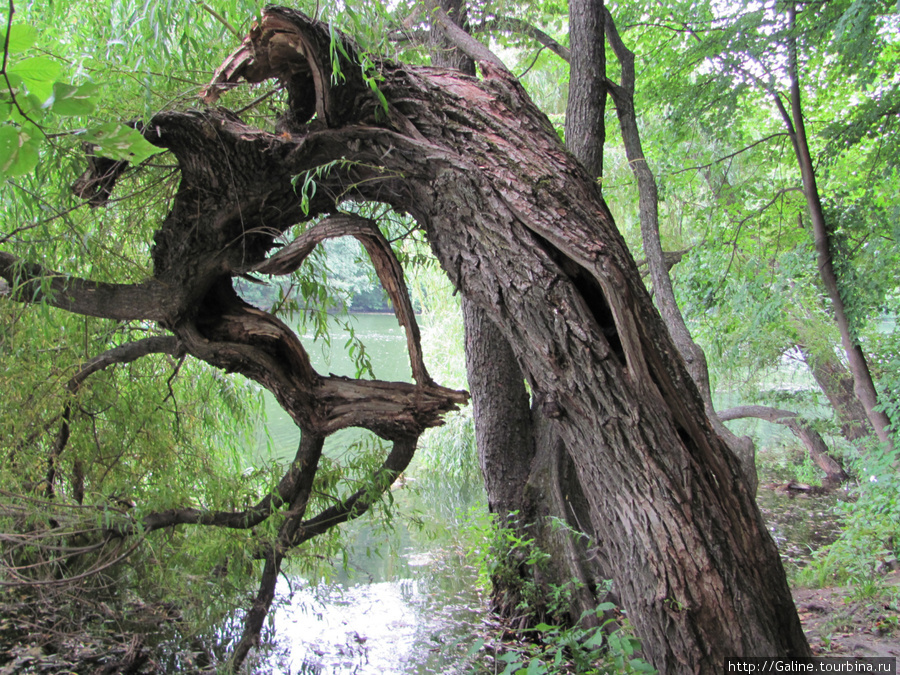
[0,12,165,178]
[408,256,482,483]
[474,607,655,675]
[873,329,900,437]
[798,437,900,588]
[458,512,655,675]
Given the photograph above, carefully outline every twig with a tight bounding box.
[195,0,240,38]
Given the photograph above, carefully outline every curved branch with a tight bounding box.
[0,252,174,322]
[719,405,849,484]
[46,336,184,499]
[290,436,417,547]
[126,434,417,540]
[67,337,182,392]
[177,315,465,439]
[248,214,433,385]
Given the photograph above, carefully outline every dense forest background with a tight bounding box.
[0,0,898,672]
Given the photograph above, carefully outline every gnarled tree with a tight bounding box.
[1,7,812,672]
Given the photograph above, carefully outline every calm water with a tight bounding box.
[249,314,486,674]
[245,313,850,673]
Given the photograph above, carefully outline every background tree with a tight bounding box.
[615,0,899,452]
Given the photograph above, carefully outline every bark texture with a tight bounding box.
[442,0,609,627]
[801,345,872,444]
[565,0,606,179]
[2,8,814,670]
[198,10,809,669]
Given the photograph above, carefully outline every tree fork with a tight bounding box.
[198,8,811,670]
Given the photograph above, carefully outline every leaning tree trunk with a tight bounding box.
[440,0,609,627]
[783,2,892,448]
[14,7,810,670]
[192,8,811,670]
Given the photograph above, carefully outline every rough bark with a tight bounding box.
[603,8,757,491]
[523,413,609,627]
[195,10,810,669]
[565,0,606,179]
[463,302,533,525]
[719,406,849,485]
[3,7,813,669]
[440,0,608,628]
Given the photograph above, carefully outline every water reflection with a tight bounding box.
[252,474,487,674]
[264,565,483,674]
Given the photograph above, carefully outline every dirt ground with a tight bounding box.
[793,570,900,666]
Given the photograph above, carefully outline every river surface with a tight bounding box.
[249,313,487,674]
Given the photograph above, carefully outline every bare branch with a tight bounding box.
[0,252,175,322]
[474,17,571,62]
[289,437,416,547]
[664,133,792,176]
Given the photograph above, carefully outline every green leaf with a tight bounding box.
[0,24,38,53]
[82,123,163,163]
[48,82,98,116]
[0,124,40,178]
[583,628,605,649]
[8,56,63,102]
[525,657,544,675]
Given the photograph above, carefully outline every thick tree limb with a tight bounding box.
[288,436,417,546]
[0,252,174,322]
[229,431,324,666]
[11,6,811,669]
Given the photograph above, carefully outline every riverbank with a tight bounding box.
[4,484,899,673]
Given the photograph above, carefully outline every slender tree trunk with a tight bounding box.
[565,0,606,179]
[603,8,758,490]
[464,293,610,628]
[785,2,892,448]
